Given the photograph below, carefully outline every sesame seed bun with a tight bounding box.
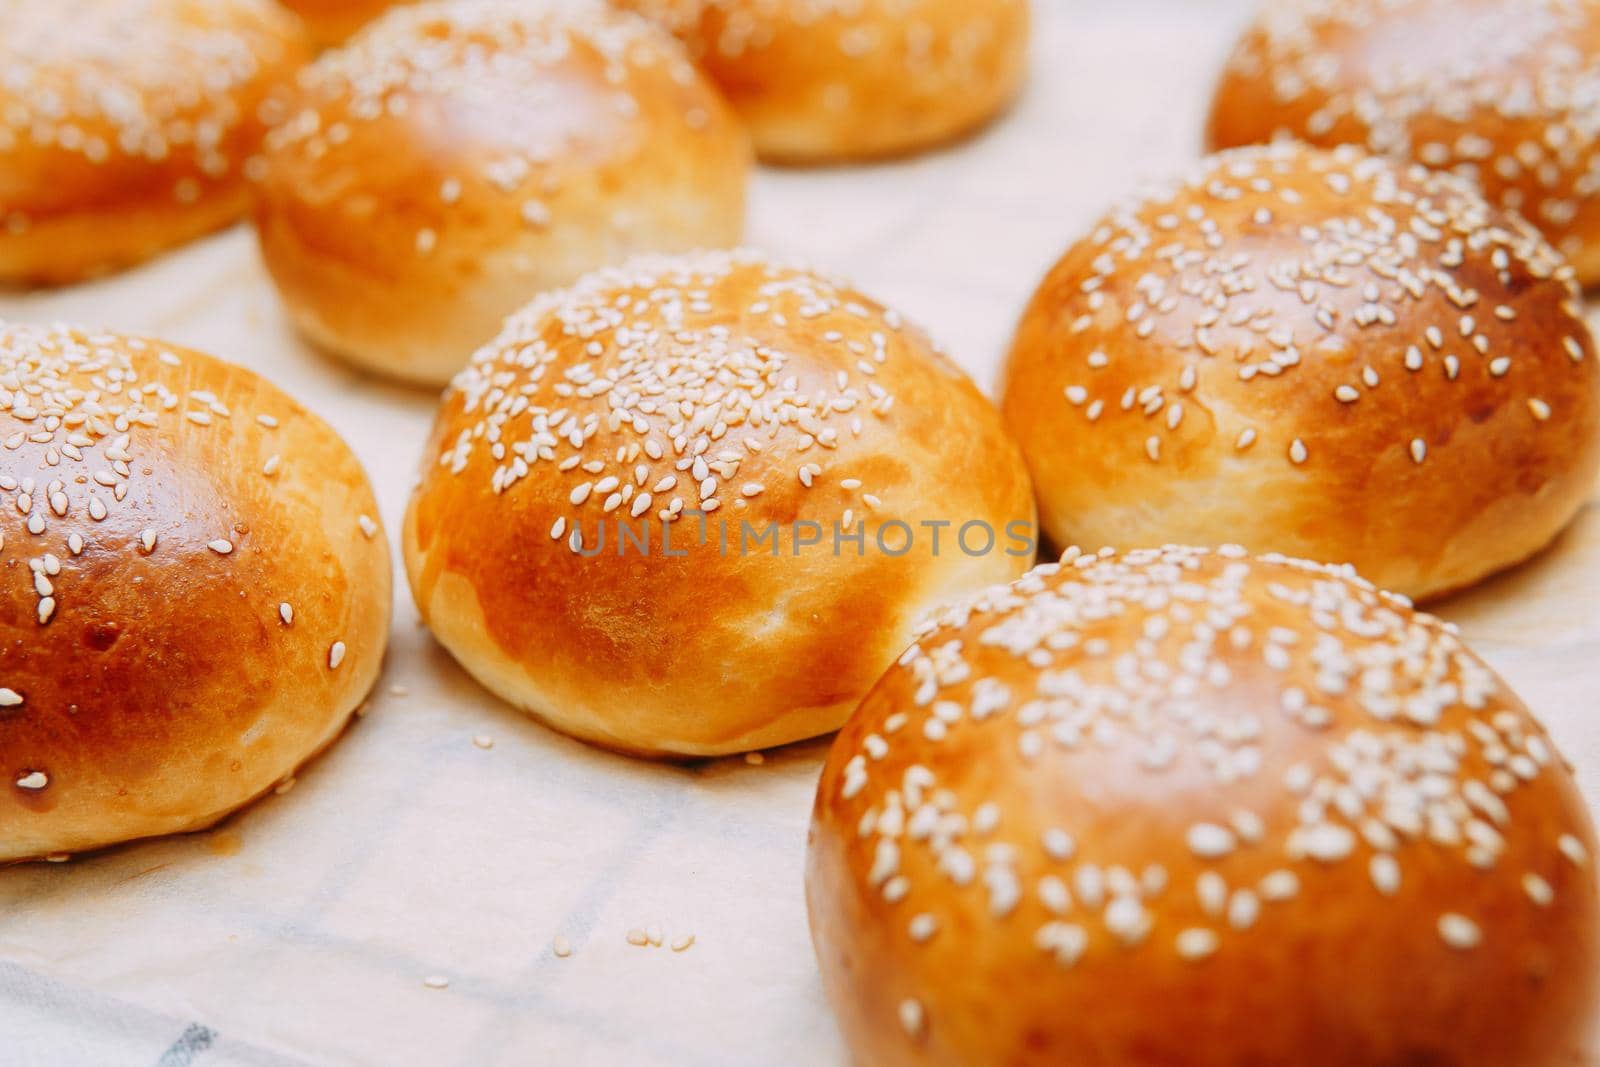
[0,323,392,864]
[0,0,311,286]
[1000,143,1600,602]
[1206,0,1600,286]
[273,0,416,46]
[807,545,1600,1066]
[403,250,1036,758]
[253,0,751,388]
[613,0,1030,165]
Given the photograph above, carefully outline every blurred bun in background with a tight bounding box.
[275,0,420,46]
[253,0,751,387]
[1208,0,1600,285]
[615,0,1031,164]
[0,0,311,285]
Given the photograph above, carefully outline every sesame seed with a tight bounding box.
[473,735,494,750]
[422,975,449,990]
[328,641,347,669]
[1437,913,1481,950]
[1288,439,1308,465]
[1410,438,1427,464]
[1528,398,1551,421]
[1369,854,1401,896]
[1558,834,1588,867]
[898,998,925,1038]
[207,539,234,554]
[1522,873,1554,907]
[671,933,695,952]
[279,602,294,625]
[1187,823,1236,859]
[0,688,22,707]
[15,771,47,790]
[553,936,573,958]
[1175,928,1219,961]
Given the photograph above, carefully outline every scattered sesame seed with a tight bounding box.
[1437,913,1482,950]
[898,998,925,1039]
[1175,927,1219,961]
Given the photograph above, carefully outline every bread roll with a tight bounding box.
[0,323,391,864]
[253,0,751,387]
[0,0,311,286]
[808,545,1600,1066]
[404,250,1036,758]
[1001,143,1600,602]
[1207,0,1600,285]
[614,0,1030,164]
[274,0,415,46]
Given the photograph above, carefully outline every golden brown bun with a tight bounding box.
[1206,0,1600,287]
[274,0,415,46]
[254,0,751,388]
[0,323,392,864]
[404,250,1036,758]
[613,0,1030,165]
[808,545,1600,1067]
[0,0,311,286]
[1000,144,1600,602]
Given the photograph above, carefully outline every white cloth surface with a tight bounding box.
[3,2,1598,1064]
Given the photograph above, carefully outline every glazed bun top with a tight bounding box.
[0,322,391,862]
[1001,142,1600,600]
[1206,0,1600,278]
[0,0,308,234]
[811,545,1599,1065]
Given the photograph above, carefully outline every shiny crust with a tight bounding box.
[0,0,311,286]
[404,250,1036,758]
[614,0,1030,164]
[253,0,750,387]
[0,324,392,864]
[274,0,415,45]
[808,546,1600,1066]
[1001,144,1600,602]
[1206,0,1600,286]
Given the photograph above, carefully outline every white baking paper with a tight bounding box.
[2,3,1597,1064]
